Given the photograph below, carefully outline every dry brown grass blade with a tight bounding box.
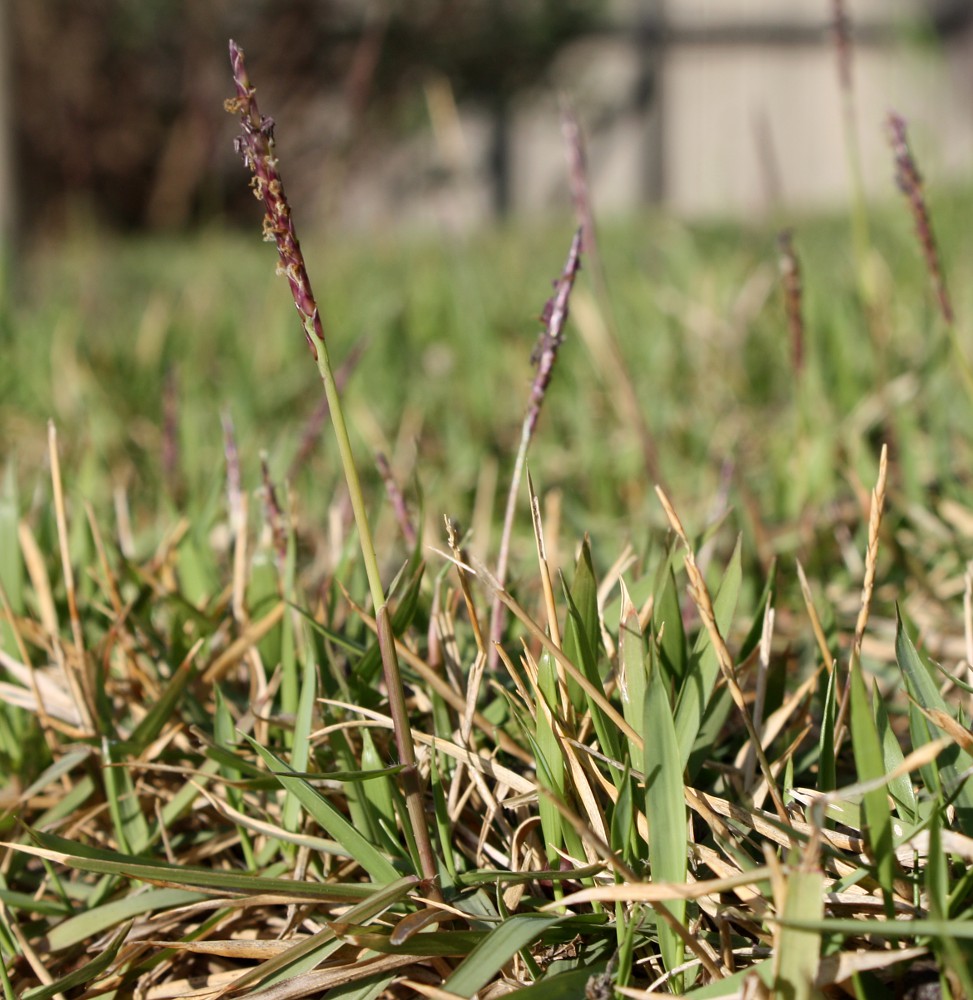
[201,602,285,684]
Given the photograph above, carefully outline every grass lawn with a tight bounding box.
[2,79,973,996]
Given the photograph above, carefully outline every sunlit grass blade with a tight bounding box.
[282,629,317,835]
[7,830,389,899]
[655,564,687,685]
[644,640,687,982]
[772,862,824,1000]
[0,463,21,654]
[101,734,151,856]
[528,658,569,866]
[244,735,402,881]
[443,914,563,997]
[44,887,204,952]
[618,580,646,774]
[562,541,624,768]
[872,693,917,824]
[847,660,896,915]
[895,608,973,831]
[673,536,742,772]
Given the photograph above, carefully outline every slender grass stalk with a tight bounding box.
[226,40,440,889]
[487,229,582,669]
[886,112,952,327]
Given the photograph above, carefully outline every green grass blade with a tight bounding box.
[0,463,22,653]
[282,631,317,834]
[45,887,205,951]
[443,914,562,997]
[561,540,626,774]
[773,866,824,1000]
[101,735,151,856]
[533,649,566,865]
[644,642,687,980]
[618,581,646,774]
[656,564,687,685]
[818,665,837,793]
[848,660,896,916]
[673,537,742,771]
[22,922,128,1000]
[10,829,391,899]
[895,609,973,831]
[873,694,917,823]
[244,735,402,881]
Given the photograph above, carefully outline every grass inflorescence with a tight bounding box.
[1,32,973,1000]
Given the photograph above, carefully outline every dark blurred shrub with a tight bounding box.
[12,0,602,232]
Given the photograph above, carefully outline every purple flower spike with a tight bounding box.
[226,40,323,360]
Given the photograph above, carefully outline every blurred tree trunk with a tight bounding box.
[0,0,13,270]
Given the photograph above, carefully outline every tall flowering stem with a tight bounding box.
[226,40,440,889]
[887,111,973,399]
[488,230,582,668]
[886,112,953,326]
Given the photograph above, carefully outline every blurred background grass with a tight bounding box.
[4,187,973,572]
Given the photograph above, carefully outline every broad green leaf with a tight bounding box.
[444,914,563,996]
[848,661,895,916]
[773,866,824,1000]
[644,643,687,979]
[101,736,151,856]
[562,542,624,768]
[618,581,647,773]
[46,887,205,951]
[873,695,916,823]
[656,564,687,685]
[895,610,973,832]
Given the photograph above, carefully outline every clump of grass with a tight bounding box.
[1,34,973,1000]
